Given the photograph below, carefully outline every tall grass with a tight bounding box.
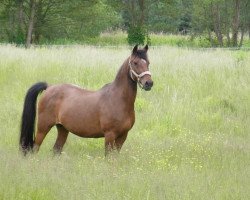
[0,45,249,199]
[38,31,250,48]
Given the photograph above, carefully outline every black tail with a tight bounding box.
[20,82,48,153]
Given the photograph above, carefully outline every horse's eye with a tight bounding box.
[134,62,137,65]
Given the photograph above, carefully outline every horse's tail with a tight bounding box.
[19,82,48,153]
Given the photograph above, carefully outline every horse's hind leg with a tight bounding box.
[34,131,49,152]
[53,124,69,154]
[33,112,55,152]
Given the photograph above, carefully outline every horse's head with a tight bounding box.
[129,45,153,91]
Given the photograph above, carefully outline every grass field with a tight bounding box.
[37,31,250,48]
[0,45,249,199]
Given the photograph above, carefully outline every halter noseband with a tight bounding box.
[128,56,151,88]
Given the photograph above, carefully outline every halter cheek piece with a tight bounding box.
[128,56,151,88]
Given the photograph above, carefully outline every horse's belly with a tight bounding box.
[58,102,103,138]
[72,131,104,138]
[61,116,103,138]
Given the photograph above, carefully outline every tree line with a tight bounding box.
[0,0,249,47]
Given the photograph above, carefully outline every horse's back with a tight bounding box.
[38,83,93,110]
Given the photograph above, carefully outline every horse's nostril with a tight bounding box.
[145,81,153,87]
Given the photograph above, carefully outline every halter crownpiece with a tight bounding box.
[128,56,151,88]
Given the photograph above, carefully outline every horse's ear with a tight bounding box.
[132,44,138,54]
[144,44,149,52]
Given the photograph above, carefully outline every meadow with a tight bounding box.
[0,45,249,200]
[39,31,250,48]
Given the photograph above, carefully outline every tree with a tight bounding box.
[26,0,36,48]
[0,0,249,46]
[191,0,249,47]
[239,0,250,45]
[0,0,120,45]
[0,0,25,44]
[123,0,150,45]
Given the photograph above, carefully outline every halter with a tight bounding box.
[128,56,151,88]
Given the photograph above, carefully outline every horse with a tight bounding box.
[19,45,153,156]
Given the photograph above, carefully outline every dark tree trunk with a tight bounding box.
[208,30,214,47]
[248,24,250,39]
[16,0,25,44]
[138,0,145,26]
[34,0,42,44]
[26,0,36,48]
[232,0,240,46]
[224,0,231,46]
[18,0,24,28]
[129,0,136,27]
[211,3,223,46]
[239,27,244,47]
[226,32,231,47]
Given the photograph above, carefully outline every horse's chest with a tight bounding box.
[120,114,135,131]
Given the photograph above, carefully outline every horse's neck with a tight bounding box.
[112,58,137,105]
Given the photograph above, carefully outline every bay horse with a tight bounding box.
[19,45,153,155]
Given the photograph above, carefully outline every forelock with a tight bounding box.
[133,49,147,60]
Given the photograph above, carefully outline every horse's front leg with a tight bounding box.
[104,132,116,156]
[115,132,128,152]
[104,132,128,156]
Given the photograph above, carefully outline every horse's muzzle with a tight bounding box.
[143,80,153,91]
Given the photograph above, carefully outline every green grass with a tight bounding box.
[37,31,250,48]
[0,45,249,199]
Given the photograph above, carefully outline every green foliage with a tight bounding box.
[127,26,150,45]
[29,0,121,44]
[0,0,250,46]
[62,1,121,39]
[15,26,25,45]
[147,0,181,33]
[191,0,250,47]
